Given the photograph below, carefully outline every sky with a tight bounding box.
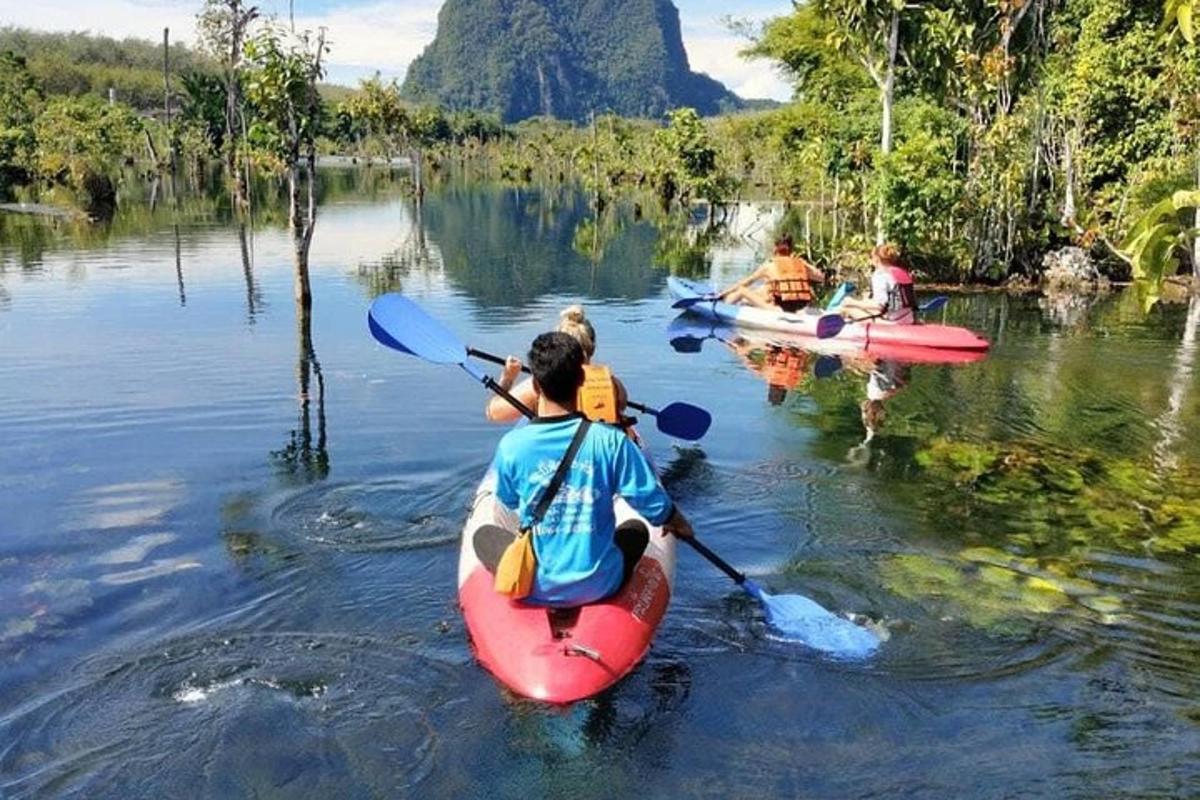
[0,0,793,101]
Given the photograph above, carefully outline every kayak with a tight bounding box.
[668,276,990,352]
[667,315,988,366]
[458,462,676,704]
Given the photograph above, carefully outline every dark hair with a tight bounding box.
[529,332,585,405]
[774,235,794,256]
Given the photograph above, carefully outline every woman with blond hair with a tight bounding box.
[838,243,917,324]
[485,305,630,425]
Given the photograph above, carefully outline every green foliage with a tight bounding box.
[910,434,1200,557]
[243,27,326,168]
[1165,0,1198,42]
[0,51,41,193]
[0,27,216,112]
[401,0,740,123]
[1121,190,1200,310]
[33,96,142,188]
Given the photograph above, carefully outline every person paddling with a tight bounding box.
[486,305,630,427]
[479,332,694,606]
[838,243,917,325]
[716,235,825,313]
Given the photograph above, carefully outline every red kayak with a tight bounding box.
[457,470,676,704]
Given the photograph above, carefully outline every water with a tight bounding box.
[2,176,1200,798]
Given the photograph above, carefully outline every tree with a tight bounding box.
[197,0,259,210]
[244,24,328,308]
[33,96,143,216]
[0,52,41,193]
[814,0,910,243]
[655,108,733,215]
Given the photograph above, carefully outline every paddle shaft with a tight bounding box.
[467,347,658,416]
[681,536,746,585]
[839,295,947,326]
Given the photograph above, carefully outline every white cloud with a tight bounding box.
[680,13,792,102]
[0,0,791,98]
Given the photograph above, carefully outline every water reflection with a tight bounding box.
[5,179,1200,797]
[271,297,329,483]
[420,185,663,306]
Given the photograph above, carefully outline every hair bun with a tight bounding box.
[560,305,587,324]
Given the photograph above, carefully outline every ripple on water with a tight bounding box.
[0,631,464,798]
[269,465,483,553]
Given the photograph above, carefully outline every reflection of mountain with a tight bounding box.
[419,185,665,307]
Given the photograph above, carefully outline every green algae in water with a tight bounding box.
[910,436,1200,557]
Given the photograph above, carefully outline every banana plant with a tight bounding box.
[1120,190,1200,311]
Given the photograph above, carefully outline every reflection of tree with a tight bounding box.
[272,292,329,482]
[353,199,433,298]
[237,222,262,323]
[419,185,663,306]
[173,222,186,307]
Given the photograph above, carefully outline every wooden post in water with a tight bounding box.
[163,27,175,176]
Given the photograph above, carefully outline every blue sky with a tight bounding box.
[0,0,793,100]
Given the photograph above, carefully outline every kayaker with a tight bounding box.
[484,332,694,606]
[486,305,630,427]
[838,243,917,324]
[716,235,825,312]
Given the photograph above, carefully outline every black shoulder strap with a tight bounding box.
[528,418,591,527]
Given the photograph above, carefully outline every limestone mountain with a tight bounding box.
[402,0,741,122]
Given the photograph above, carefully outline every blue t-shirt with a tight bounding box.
[491,414,674,606]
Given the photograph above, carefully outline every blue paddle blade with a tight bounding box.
[919,295,949,313]
[654,402,712,441]
[368,294,468,365]
[825,281,854,310]
[743,579,879,659]
[815,314,846,340]
[814,355,843,379]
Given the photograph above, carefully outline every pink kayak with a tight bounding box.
[668,276,990,352]
[457,468,676,704]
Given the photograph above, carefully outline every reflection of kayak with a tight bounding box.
[668,315,988,366]
[458,466,676,704]
[668,277,990,353]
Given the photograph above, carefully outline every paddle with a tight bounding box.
[816,295,950,340]
[368,294,711,442]
[466,347,712,442]
[686,537,879,658]
[368,294,879,658]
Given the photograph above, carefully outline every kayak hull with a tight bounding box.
[457,470,676,704]
[668,276,990,353]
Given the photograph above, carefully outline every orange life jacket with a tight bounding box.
[764,347,808,390]
[768,255,814,303]
[578,364,619,424]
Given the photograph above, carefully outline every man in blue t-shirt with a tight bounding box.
[484,332,694,606]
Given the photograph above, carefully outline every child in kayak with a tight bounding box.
[716,235,825,312]
[483,332,694,606]
[838,244,917,324]
[486,305,631,427]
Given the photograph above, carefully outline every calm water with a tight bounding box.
[2,176,1199,798]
